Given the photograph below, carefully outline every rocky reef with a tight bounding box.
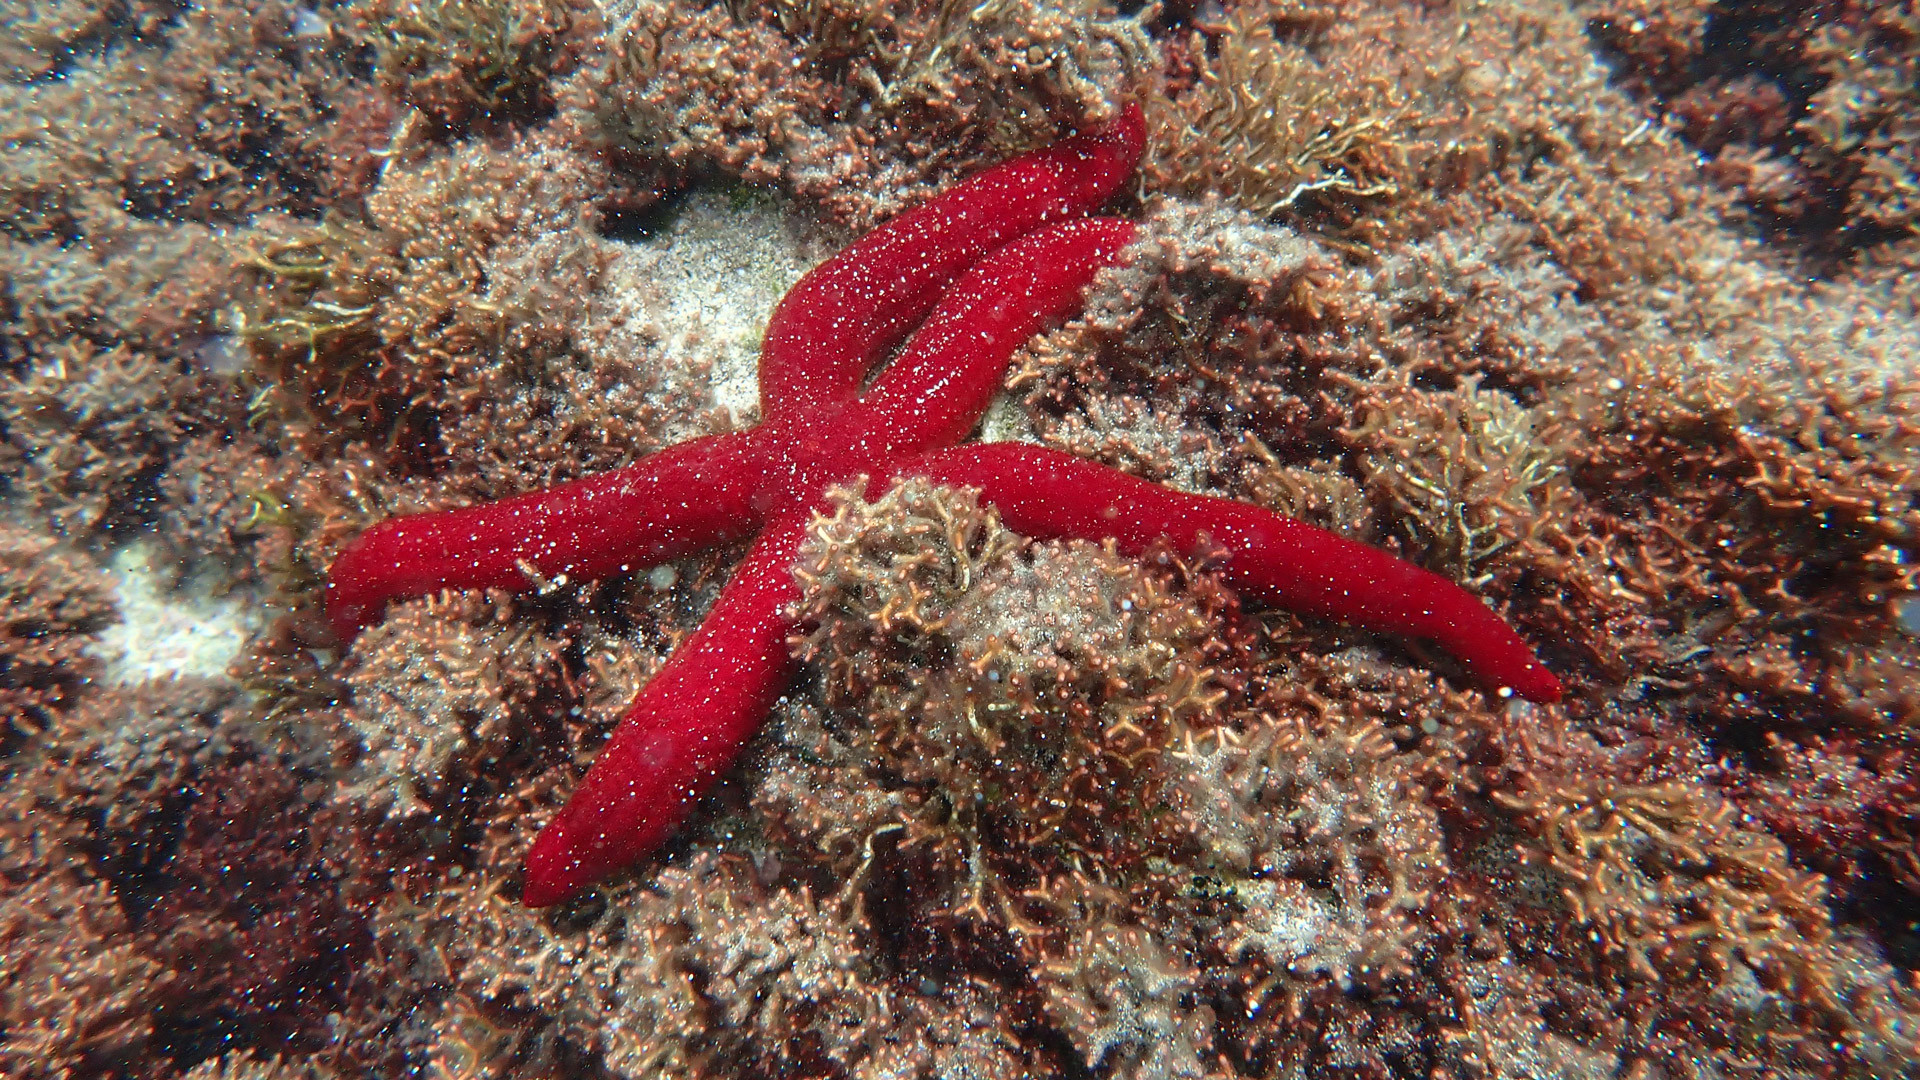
[3,0,1918,1077]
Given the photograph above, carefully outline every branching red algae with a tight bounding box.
[3,0,1919,1077]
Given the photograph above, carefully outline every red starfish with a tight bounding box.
[326,107,1562,907]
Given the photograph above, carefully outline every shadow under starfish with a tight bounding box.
[325,105,1562,908]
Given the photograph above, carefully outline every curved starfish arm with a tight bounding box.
[895,443,1564,703]
[757,104,1145,418]
[521,509,810,907]
[859,217,1137,456]
[326,431,765,640]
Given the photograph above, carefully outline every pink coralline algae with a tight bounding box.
[325,104,1560,907]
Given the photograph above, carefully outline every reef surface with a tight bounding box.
[2,1,1918,1077]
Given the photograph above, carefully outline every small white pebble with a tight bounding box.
[291,7,330,37]
[194,333,248,377]
[1896,594,1920,637]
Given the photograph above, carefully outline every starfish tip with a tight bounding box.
[522,828,591,908]
[1509,662,1566,704]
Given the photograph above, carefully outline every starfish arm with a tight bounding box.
[521,508,810,907]
[858,217,1138,456]
[895,443,1565,703]
[326,431,766,640]
[757,104,1145,418]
